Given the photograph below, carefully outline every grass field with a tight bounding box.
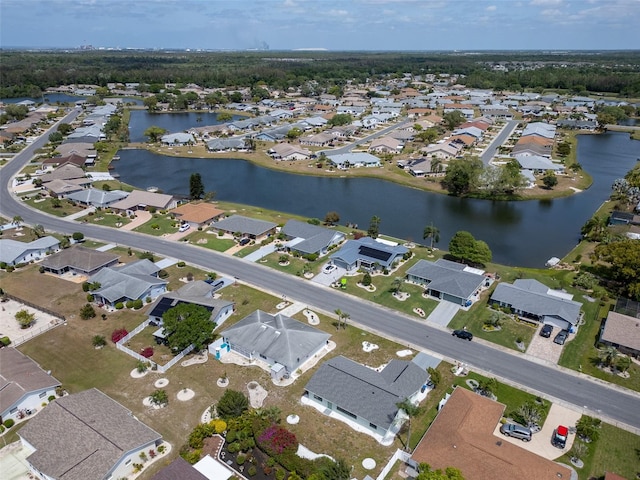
[134,213,179,236]
[23,196,85,218]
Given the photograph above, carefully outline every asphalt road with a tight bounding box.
[2,112,640,433]
[481,119,520,164]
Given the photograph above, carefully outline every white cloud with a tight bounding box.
[328,9,349,16]
[486,5,497,11]
[530,0,563,5]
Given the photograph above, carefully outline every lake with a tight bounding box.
[113,132,640,267]
[128,110,247,143]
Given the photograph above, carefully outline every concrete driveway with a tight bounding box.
[526,324,567,364]
[493,402,582,460]
[426,301,460,328]
[0,441,32,480]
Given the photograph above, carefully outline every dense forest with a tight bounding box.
[1,50,639,98]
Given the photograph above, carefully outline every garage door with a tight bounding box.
[542,316,570,330]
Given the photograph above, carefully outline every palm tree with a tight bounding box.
[600,346,618,368]
[423,223,440,250]
[396,398,421,452]
[334,309,343,330]
[340,311,350,329]
[392,277,404,294]
[334,309,350,329]
[33,224,45,238]
[12,215,22,226]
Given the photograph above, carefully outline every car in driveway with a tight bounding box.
[552,425,568,448]
[553,329,569,345]
[178,223,190,232]
[500,423,532,442]
[322,264,337,274]
[540,324,553,338]
[452,329,473,341]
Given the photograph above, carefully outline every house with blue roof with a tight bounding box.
[330,237,408,273]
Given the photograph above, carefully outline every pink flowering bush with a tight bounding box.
[140,347,154,358]
[256,424,298,456]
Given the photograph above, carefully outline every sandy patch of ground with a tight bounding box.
[303,309,320,325]
[0,299,63,345]
[181,351,208,367]
[362,341,379,352]
[413,307,426,317]
[177,388,195,401]
[154,378,169,388]
[286,414,300,425]
[396,349,413,357]
[393,292,410,301]
[247,381,267,408]
[130,368,149,379]
[143,397,165,409]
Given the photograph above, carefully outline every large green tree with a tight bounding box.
[417,464,465,480]
[162,303,215,351]
[368,215,381,238]
[144,125,167,142]
[442,110,466,130]
[189,172,205,200]
[448,231,492,266]
[328,113,353,126]
[441,157,483,196]
[594,239,640,299]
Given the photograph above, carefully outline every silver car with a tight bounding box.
[500,423,532,442]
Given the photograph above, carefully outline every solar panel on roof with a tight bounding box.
[358,245,392,262]
[149,298,215,317]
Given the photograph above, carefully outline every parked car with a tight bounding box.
[323,264,337,274]
[552,425,569,448]
[452,329,473,341]
[540,324,553,338]
[178,223,190,232]
[500,423,532,442]
[553,329,569,345]
[239,237,250,246]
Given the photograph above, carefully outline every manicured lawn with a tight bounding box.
[260,252,316,277]
[23,196,85,217]
[134,213,179,236]
[85,212,131,228]
[558,421,640,480]
[185,231,236,252]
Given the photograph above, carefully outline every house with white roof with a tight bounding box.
[161,132,195,146]
[326,152,381,169]
[514,154,564,174]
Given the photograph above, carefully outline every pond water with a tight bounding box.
[1,93,143,106]
[113,132,640,267]
[128,110,247,143]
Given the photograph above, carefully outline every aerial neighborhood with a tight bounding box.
[0,48,639,480]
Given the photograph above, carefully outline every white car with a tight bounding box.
[178,223,190,232]
[323,264,337,274]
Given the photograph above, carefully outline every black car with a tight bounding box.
[554,329,569,345]
[540,324,553,338]
[452,329,473,341]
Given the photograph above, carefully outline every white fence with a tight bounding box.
[376,449,411,480]
[115,318,196,373]
[11,318,66,347]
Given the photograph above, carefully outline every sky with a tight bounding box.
[1,0,639,51]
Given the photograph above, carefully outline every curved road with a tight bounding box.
[2,111,640,433]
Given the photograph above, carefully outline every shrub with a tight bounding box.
[427,367,441,386]
[248,465,257,476]
[227,441,241,453]
[157,445,166,454]
[80,303,96,320]
[226,430,237,443]
[132,299,143,310]
[92,335,107,347]
[55,386,64,397]
[115,302,124,310]
[137,360,149,373]
[39,265,45,273]
[86,293,94,302]
[3,419,15,428]
[275,468,286,480]
[125,300,134,309]
[149,449,156,459]
[111,328,128,343]
[0,336,11,347]
[210,418,227,434]
[140,347,154,358]
[177,261,186,267]
[236,454,246,465]
[257,424,298,456]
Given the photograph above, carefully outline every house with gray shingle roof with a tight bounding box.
[211,214,277,240]
[281,219,345,256]
[109,189,176,213]
[40,245,119,276]
[514,154,564,174]
[160,132,195,145]
[406,259,487,306]
[490,279,582,330]
[0,236,60,267]
[65,188,129,207]
[19,388,163,480]
[304,355,428,440]
[330,237,407,273]
[89,259,167,307]
[0,348,61,423]
[219,310,330,380]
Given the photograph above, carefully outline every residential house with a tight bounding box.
[19,388,163,480]
[109,190,177,213]
[489,279,582,330]
[43,179,87,198]
[300,133,334,147]
[514,154,564,174]
[281,219,345,256]
[406,259,488,306]
[206,138,248,152]
[65,188,129,208]
[41,153,88,169]
[304,355,428,440]
[89,259,167,308]
[40,245,119,276]
[448,133,477,148]
[161,132,195,145]
[39,164,87,184]
[443,107,475,119]
[522,122,556,139]
[0,348,61,424]
[405,158,444,177]
[330,237,408,272]
[600,311,640,358]
[421,143,460,160]
[169,202,225,228]
[369,136,403,154]
[55,142,95,158]
[151,457,210,480]
[410,387,571,480]
[268,143,312,161]
[211,214,277,240]
[218,310,330,381]
[512,136,554,157]
[146,280,235,330]
[0,236,60,266]
[326,152,381,169]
